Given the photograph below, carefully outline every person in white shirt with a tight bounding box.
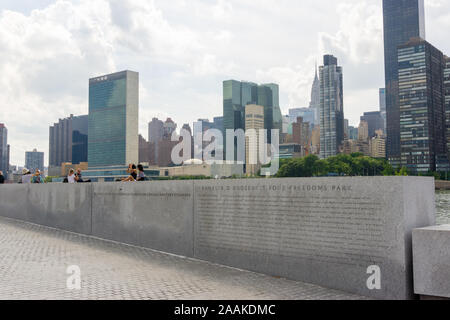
[21,168,33,184]
[67,169,76,184]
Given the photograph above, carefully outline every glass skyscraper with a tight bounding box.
[223,80,280,159]
[72,115,89,165]
[445,57,450,156]
[398,38,448,172]
[88,71,139,168]
[382,0,425,165]
[319,55,345,159]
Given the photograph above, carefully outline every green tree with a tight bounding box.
[395,167,409,176]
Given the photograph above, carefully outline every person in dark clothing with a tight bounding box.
[75,169,91,183]
[0,171,5,184]
[122,164,137,182]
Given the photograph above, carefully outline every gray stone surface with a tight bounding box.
[413,225,450,298]
[0,183,92,234]
[193,177,436,300]
[0,217,367,300]
[91,181,194,257]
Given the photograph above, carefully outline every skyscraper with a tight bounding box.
[382,0,425,164]
[379,88,387,132]
[0,124,9,178]
[25,149,44,172]
[148,118,164,144]
[319,55,344,159]
[261,83,283,135]
[245,104,265,175]
[213,116,224,136]
[360,111,385,138]
[445,57,450,155]
[223,80,279,159]
[193,119,215,160]
[163,118,177,139]
[309,64,320,125]
[88,71,139,168]
[49,114,88,167]
[398,38,448,172]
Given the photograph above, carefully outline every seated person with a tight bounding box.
[21,168,33,184]
[32,169,44,184]
[137,164,146,181]
[122,164,137,182]
[67,169,76,184]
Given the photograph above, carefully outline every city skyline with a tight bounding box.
[1,1,450,166]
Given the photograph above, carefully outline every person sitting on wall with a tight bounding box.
[0,171,4,184]
[75,169,91,183]
[122,164,137,182]
[32,169,44,184]
[21,168,33,184]
[67,169,76,184]
[137,164,146,181]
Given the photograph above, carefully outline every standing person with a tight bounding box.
[0,171,4,184]
[21,168,33,184]
[67,169,76,184]
[137,164,146,181]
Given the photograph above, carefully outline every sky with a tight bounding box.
[1,0,450,167]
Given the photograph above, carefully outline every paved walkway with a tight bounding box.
[0,217,366,300]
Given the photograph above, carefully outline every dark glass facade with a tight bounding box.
[445,57,450,156]
[398,39,448,172]
[72,116,88,165]
[223,80,280,159]
[383,0,425,164]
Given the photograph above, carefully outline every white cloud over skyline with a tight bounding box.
[0,0,449,166]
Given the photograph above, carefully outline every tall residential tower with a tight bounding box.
[398,38,448,172]
[319,55,345,159]
[49,114,88,167]
[382,0,426,165]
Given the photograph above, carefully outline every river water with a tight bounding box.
[436,191,450,225]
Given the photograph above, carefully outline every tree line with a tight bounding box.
[274,153,449,180]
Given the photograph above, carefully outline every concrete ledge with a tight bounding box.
[0,177,437,300]
[0,183,92,234]
[413,225,450,299]
[91,181,194,257]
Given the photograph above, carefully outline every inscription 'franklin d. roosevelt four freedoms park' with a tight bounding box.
[0,177,436,300]
[196,184,387,267]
